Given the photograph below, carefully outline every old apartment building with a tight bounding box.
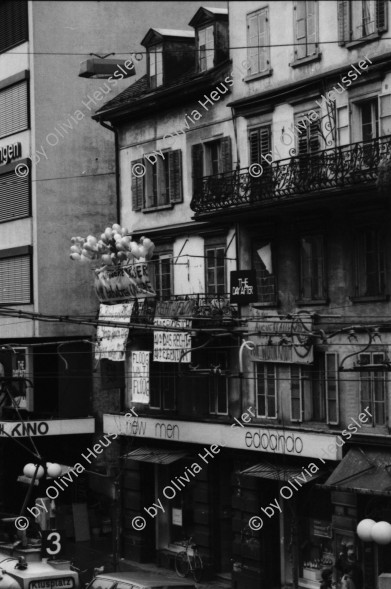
[95,2,391,588]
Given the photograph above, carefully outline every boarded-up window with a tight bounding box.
[247,7,270,76]
[0,168,31,222]
[0,1,28,54]
[0,249,31,304]
[0,81,29,139]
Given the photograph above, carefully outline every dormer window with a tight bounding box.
[149,44,163,88]
[189,7,229,73]
[199,26,214,71]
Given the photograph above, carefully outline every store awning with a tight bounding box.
[321,448,391,495]
[124,447,187,465]
[240,462,325,483]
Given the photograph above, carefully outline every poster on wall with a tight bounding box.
[153,317,192,363]
[95,303,134,362]
[131,351,150,404]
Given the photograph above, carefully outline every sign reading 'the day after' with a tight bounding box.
[230,270,258,304]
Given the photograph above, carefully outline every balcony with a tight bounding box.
[190,135,391,215]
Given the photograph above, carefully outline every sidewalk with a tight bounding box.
[62,537,231,589]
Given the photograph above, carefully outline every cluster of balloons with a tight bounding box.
[23,462,62,479]
[69,224,155,266]
[357,519,391,545]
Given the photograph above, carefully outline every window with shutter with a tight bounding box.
[294,1,318,59]
[139,150,182,210]
[0,81,29,139]
[246,7,270,76]
[249,126,271,165]
[0,251,31,304]
[0,1,28,54]
[295,112,321,154]
[131,158,144,211]
[0,167,31,222]
[339,0,387,43]
[168,150,182,204]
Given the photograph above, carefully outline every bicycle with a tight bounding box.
[175,537,203,582]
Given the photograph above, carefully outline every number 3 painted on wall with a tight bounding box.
[44,531,61,555]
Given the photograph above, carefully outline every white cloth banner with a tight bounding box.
[153,317,192,363]
[131,351,150,404]
[95,302,134,362]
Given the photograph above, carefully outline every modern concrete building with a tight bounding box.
[0,0,213,536]
[96,1,391,587]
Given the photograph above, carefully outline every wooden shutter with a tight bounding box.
[220,137,232,173]
[131,158,144,211]
[258,9,268,72]
[338,0,350,45]
[0,254,31,304]
[376,0,387,32]
[247,12,259,75]
[249,130,260,164]
[0,82,28,139]
[0,1,28,53]
[0,170,30,222]
[192,143,204,184]
[295,1,307,59]
[309,119,320,152]
[260,126,271,160]
[306,0,317,55]
[168,149,182,203]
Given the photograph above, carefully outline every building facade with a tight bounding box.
[96,1,391,588]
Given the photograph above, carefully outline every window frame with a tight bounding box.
[198,24,214,72]
[252,238,278,306]
[149,362,177,411]
[246,6,271,79]
[359,351,386,426]
[291,0,320,67]
[255,363,277,419]
[149,43,163,89]
[325,352,339,425]
[153,252,173,301]
[299,234,327,302]
[338,0,388,47]
[204,244,226,295]
[353,226,386,299]
[0,246,32,305]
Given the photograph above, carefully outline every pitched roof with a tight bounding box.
[152,28,194,37]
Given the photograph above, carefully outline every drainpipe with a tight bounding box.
[98,118,120,223]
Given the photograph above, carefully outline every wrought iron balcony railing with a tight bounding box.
[190,135,391,214]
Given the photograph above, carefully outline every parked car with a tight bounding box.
[86,572,197,589]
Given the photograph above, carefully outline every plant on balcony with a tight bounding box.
[377,157,391,193]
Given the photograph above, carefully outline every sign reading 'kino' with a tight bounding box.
[250,317,313,364]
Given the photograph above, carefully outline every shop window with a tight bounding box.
[0,1,28,54]
[293,1,318,60]
[131,150,182,211]
[205,245,225,295]
[149,362,177,410]
[0,164,31,222]
[198,25,214,71]
[0,247,32,304]
[359,352,386,425]
[354,228,386,298]
[252,240,277,305]
[247,7,270,76]
[255,363,277,418]
[299,235,326,301]
[338,0,387,45]
[0,80,29,139]
[149,44,163,88]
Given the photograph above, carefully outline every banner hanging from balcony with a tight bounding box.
[249,312,313,364]
[153,303,192,362]
[95,303,134,362]
[94,263,155,303]
[131,351,150,404]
